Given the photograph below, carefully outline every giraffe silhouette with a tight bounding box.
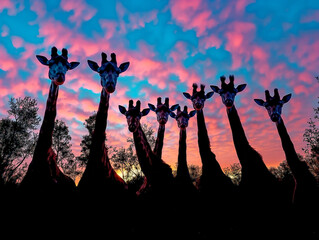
[255,89,319,238]
[75,53,133,238]
[77,52,130,198]
[119,100,176,238]
[20,47,79,195]
[169,106,200,238]
[137,97,179,194]
[211,76,288,238]
[183,83,238,238]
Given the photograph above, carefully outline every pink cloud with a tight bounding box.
[199,34,222,52]
[301,10,319,23]
[60,0,97,27]
[30,0,46,18]
[0,0,24,15]
[283,34,319,73]
[170,0,216,36]
[225,21,256,69]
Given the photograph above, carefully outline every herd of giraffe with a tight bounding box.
[14,47,319,238]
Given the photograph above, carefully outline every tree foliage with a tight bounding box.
[303,97,319,178]
[76,113,98,167]
[52,119,79,181]
[0,97,41,185]
[111,123,156,182]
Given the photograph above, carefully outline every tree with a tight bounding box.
[224,163,242,185]
[52,119,79,181]
[303,97,319,178]
[76,113,98,168]
[111,123,156,182]
[0,97,41,185]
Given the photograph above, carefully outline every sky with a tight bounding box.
[0,0,319,171]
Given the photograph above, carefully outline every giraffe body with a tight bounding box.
[20,47,78,195]
[78,53,130,198]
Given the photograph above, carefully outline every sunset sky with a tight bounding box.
[0,0,319,171]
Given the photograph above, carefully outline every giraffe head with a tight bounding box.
[148,97,179,126]
[119,100,150,133]
[254,88,292,122]
[36,47,80,85]
[183,83,214,111]
[169,106,196,130]
[87,52,130,94]
[210,75,247,109]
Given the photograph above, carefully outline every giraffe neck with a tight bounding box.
[95,88,110,135]
[177,128,191,180]
[226,105,249,151]
[227,105,270,176]
[133,124,155,180]
[276,118,310,180]
[153,124,165,159]
[38,82,59,149]
[196,109,223,176]
[89,88,110,166]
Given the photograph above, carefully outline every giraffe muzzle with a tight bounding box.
[225,99,233,107]
[128,124,137,132]
[271,113,280,122]
[54,74,65,85]
[105,82,116,93]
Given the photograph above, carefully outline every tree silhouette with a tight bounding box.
[0,97,40,185]
[111,123,156,182]
[52,119,79,181]
[303,97,319,179]
[77,113,98,167]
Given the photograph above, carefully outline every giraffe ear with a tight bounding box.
[87,60,100,72]
[236,84,247,93]
[254,99,265,107]
[36,55,49,66]
[169,111,176,119]
[282,94,292,104]
[141,108,150,117]
[210,85,220,93]
[119,105,127,115]
[148,103,156,112]
[119,62,130,73]
[170,104,179,112]
[189,110,197,118]
[183,92,191,99]
[69,62,80,70]
[205,91,214,99]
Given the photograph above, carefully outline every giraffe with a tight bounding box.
[254,89,319,236]
[119,100,176,238]
[169,105,200,239]
[183,83,235,193]
[137,97,179,193]
[148,97,179,159]
[119,100,174,192]
[211,76,288,237]
[183,83,238,238]
[77,52,130,197]
[169,105,196,192]
[211,75,280,190]
[20,47,79,195]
